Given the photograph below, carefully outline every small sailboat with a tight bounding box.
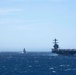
[23,48,26,54]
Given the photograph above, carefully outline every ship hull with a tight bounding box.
[52,49,76,55]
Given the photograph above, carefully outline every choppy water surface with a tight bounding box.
[0,52,76,75]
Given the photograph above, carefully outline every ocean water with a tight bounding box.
[0,52,76,75]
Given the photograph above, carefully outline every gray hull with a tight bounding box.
[52,49,76,55]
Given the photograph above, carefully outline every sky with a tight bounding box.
[0,0,76,52]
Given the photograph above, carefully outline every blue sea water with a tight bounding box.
[0,52,76,75]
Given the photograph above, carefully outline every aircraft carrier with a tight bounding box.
[52,39,76,55]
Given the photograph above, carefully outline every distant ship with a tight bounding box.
[23,48,26,54]
[52,39,76,55]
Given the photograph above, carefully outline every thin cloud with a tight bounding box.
[0,25,36,31]
[0,19,25,24]
[0,8,23,15]
[13,25,35,31]
[0,19,43,25]
[0,0,66,2]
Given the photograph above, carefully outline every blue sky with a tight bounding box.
[0,0,76,52]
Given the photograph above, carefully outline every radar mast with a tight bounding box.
[53,39,59,50]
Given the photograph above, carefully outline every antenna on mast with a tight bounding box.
[53,39,59,50]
